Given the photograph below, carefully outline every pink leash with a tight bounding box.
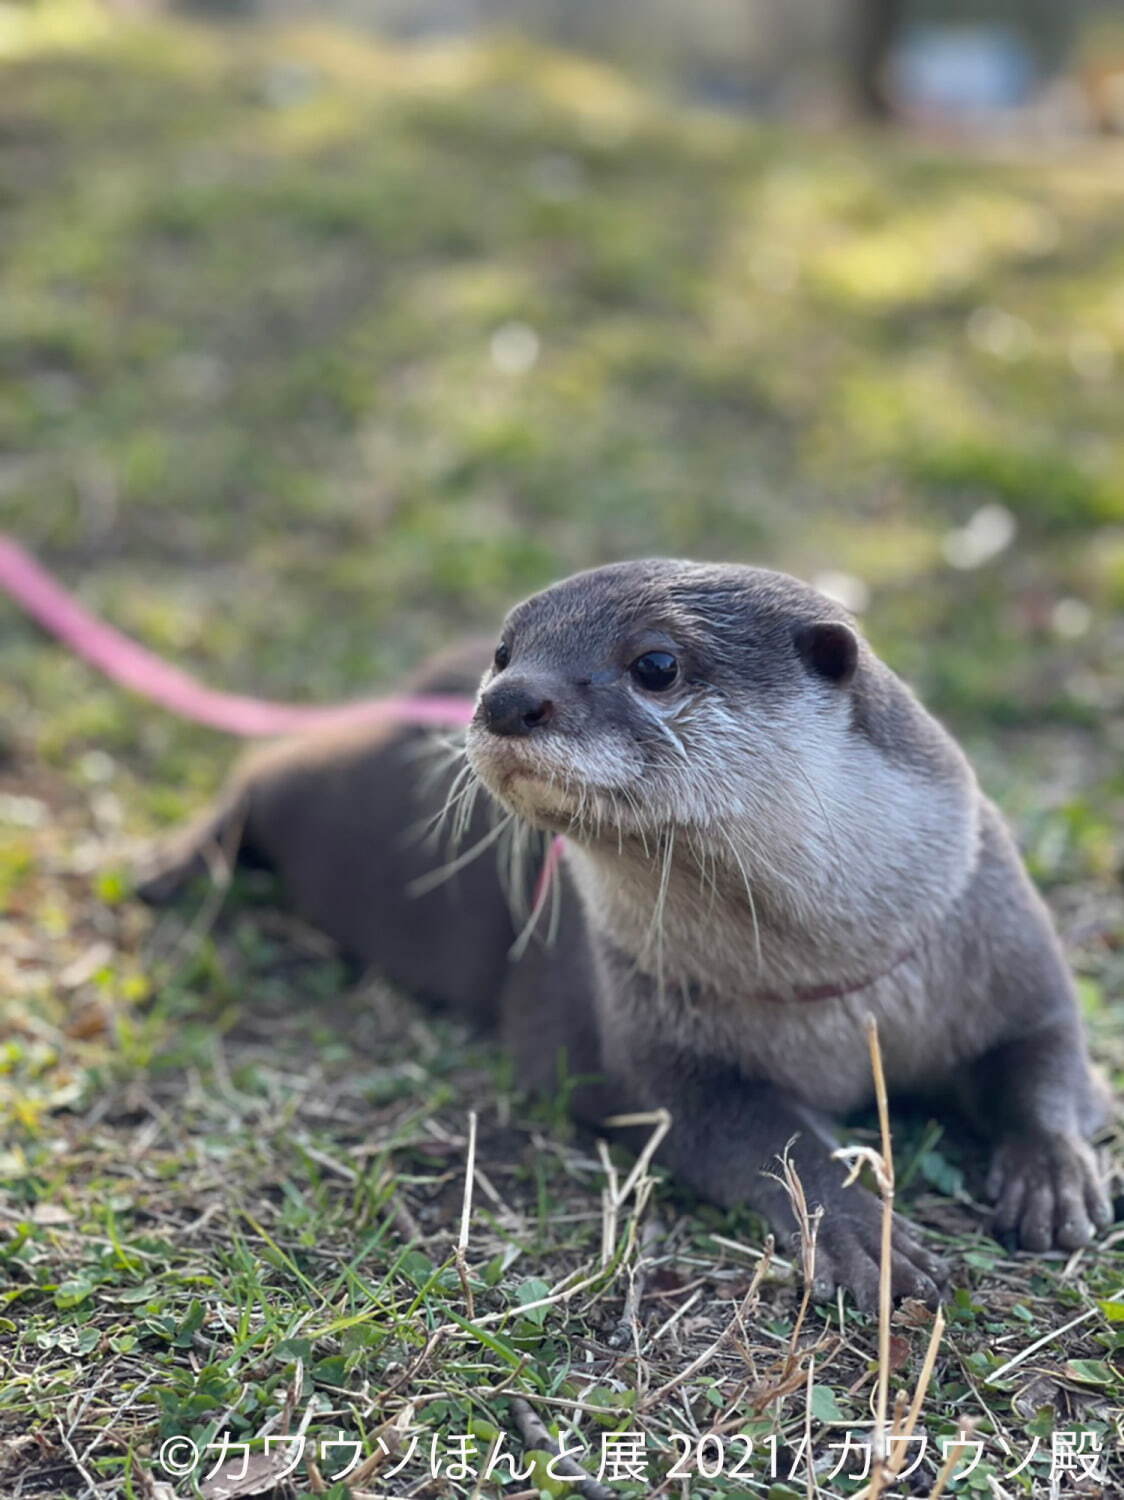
[0,534,475,737]
[0,532,562,905]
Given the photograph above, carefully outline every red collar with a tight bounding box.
[752,947,916,1004]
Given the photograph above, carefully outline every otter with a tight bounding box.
[137,559,1113,1310]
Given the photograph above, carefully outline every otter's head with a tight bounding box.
[464,559,863,841]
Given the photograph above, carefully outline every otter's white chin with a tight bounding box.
[498,771,581,821]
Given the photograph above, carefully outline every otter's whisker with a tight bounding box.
[407,811,516,897]
[428,761,475,832]
[719,828,763,977]
[451,772,485,851]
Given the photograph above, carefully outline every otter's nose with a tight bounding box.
[480,680,554,737]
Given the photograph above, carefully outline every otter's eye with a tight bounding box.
[630,650,678,692]
[493,641,510,671]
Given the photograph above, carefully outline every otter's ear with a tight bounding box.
[794,622,858,685]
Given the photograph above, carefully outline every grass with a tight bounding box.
[1,8,1123,1497]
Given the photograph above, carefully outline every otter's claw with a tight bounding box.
[795,1204,948,1314]
[988,1133,1111,1253]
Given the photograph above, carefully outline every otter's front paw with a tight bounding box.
[796,1204,947,1314]
[988,1133,1111,1253]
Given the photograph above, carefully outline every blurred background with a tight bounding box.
[1,0,1122,917]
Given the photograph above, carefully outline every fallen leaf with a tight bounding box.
[59,942,113,990]
[887,1333,911,1372]
[64,1002,111,1040]
[202,1450,302,1500]
[30,1204,73,1225]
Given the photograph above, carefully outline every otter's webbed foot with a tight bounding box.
[796,1193,948,1313]
[133,840,210,904]
[636,1057,950,1314]
[988,1132,1111,1253]
[132,790,251,906]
